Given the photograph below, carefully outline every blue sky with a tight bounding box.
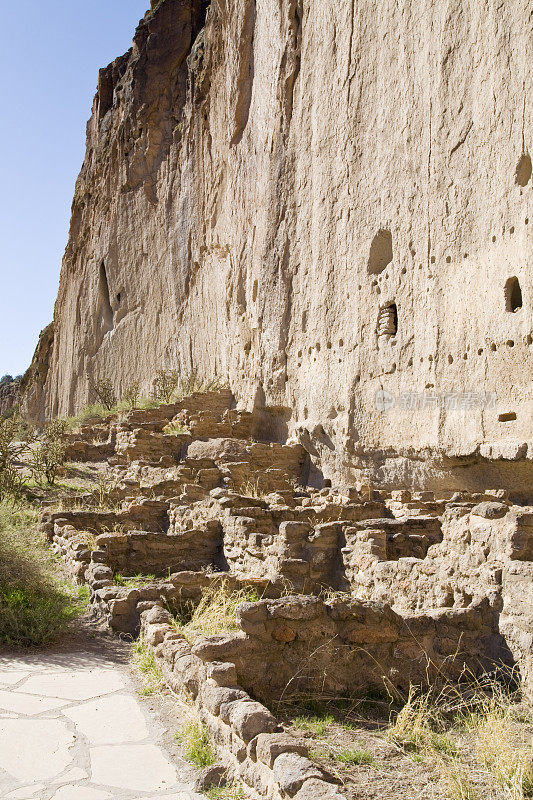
[0,0,148,377]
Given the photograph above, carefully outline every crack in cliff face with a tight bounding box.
[281,0,302,135]
[230,0,256,147]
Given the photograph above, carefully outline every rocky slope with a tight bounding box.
[30,0,532,492]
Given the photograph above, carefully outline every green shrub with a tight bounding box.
[0,501,87,646]
[152,369,180,404]
[92,378,118,411]
[123,382,141,409]
[176,720,216,767]
[29,420,67,486]
[0,417,34,501]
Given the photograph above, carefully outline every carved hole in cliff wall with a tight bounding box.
[505,277,522,312]
[499,412,517,422]
[368,229,393,274]
[377,303,398,337]
[515,153,532,187]
[98,262,114,331]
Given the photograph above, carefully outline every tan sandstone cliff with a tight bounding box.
[29,0,532,494]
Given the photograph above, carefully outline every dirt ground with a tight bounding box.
[276,692,533,800]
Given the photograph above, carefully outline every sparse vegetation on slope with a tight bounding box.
[275,675,533,800]
[0,500,88,647]
[29,419,67,486]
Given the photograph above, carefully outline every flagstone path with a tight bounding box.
[0,642,206,800]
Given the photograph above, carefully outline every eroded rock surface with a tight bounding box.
[27,0,532,492]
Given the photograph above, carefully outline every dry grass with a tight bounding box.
[75,530,98,551]
[43,496,90,514]
[63,403,116,430]
[237,479,266,499]
[461,687,533,799]
[276,674,532,800]
[89,472,121,511]
[172,583,261,643]
[63,397,159,431]
[115,572,156,588]
[387,676,533,800]
[443,769,479,800]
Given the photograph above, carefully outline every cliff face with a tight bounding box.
[0,376,21,418]
[20,323,55,422]
[41,0,532,491]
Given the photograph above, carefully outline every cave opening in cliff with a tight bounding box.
[368,229,393,274]
[505,276,522,312]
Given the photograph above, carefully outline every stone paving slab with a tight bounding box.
[0,650,207,800]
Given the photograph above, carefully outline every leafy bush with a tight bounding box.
[29,420,67,486]
[123,382,141,409]
[92,378,118,411]
[152,369,180,404]
[0,417,33,501]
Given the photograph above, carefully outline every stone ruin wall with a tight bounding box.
[24,0,532,494]
[38,390,533,699]
[37,388,532,798]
